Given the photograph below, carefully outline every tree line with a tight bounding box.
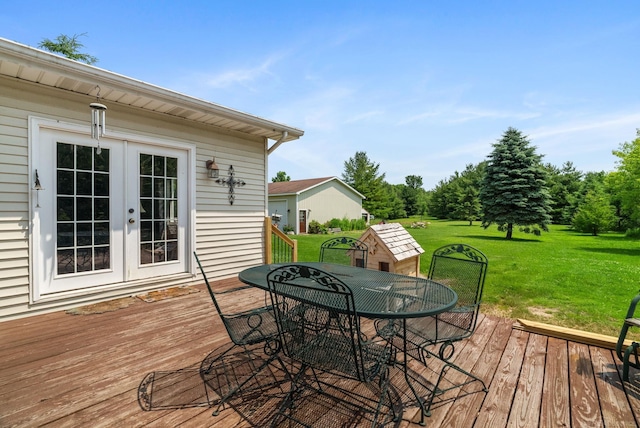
[40,33,640,239]
[328,127,640,239]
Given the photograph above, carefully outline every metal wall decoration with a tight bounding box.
[216,165,246,205]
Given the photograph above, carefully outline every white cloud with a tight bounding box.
[528,112,640,141]
[203,54,283,89]
[343,110,384,124]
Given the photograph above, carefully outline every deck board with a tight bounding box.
[508,333,547,427]
[1,278,639,427]
[569,341,604,427]
[540,337,571,428]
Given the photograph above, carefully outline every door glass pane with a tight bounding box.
[140,154,179,265]
[56,143,111,275]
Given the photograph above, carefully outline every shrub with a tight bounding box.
[626,228,640,238]
[324,217,367,231]
[308,220,324,234]
[282,224,294,233]
[326,218,343,228]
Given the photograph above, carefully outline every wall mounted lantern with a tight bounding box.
[90,85,107,154]
[206,157,220,178]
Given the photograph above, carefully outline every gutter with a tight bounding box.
[267,131,289,155]
[0,38,304,140]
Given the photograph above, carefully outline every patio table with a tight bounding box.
[239,262,458,425]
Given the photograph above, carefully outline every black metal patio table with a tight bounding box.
[239,262,458,425]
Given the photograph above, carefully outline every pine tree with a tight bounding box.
[479,127,552,239]
[342,152,390,220]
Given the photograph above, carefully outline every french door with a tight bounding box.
[32,125,189,300]
[126,143,188,280]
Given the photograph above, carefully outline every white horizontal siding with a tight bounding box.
[299,181,362,224]
[0,75,272,322]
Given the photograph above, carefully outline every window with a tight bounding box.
[56,142,111,275]
[139,154,179,265]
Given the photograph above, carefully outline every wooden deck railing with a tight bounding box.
[264,217,297,264]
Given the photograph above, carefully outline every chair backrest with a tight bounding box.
[194,252,275,346]
[428,244,488,335]
[319,236,368,267]
[267,264,370,381]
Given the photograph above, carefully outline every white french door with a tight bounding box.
[125,143,188,280]
[32,123,190,301]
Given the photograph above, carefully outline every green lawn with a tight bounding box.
[291,219,640,336]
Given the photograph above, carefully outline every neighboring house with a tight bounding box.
[0,38,303,321]
[268,177,365,233]
[359,222,424,276]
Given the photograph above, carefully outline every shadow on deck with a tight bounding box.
[1,278,639,427]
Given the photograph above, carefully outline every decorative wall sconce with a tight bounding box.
[205,157,220,178]
[90,85,107,154]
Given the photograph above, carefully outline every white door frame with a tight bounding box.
[28,116,196,303]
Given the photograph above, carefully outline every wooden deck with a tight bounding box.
[1,278,639,427]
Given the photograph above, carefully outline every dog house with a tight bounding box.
[359,223,424,276]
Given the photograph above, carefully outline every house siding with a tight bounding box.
[299,181,362,225]
[0,76,268,321]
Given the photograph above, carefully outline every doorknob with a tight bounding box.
[129,208,135,213]
[129,218,135,224]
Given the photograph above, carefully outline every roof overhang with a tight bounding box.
[0,37,304,143]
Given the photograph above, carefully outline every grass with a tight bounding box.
[291,219,640,337]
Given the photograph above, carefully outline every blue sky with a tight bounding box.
[3,1,639,189]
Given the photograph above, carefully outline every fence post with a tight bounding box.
[264,217,273,264]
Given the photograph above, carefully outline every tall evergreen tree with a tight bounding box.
[385,183,407,219]
[479,127,552,239]
[342,151,390,219]
[402,175,424,216]
[427,177,455,219]
[452,178,481,225]
[545,161,583,224]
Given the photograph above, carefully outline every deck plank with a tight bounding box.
[507,332,547,427]
[474,328,529,427]
[540,337,570,428]
[1,277,639,428]
[432,315,508,427]
[591,347,637,427]
[568,341,604,428]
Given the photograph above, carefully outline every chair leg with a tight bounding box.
[623,341,640,382]
[617,324,631,363]
[371,366,397,428]
[423,361,487,417]
[421,347,487,418]
[270,364,311,428]
[203,344,286,416]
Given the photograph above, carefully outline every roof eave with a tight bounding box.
[0,37,304,142]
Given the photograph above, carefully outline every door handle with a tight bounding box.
[128,218,135,224]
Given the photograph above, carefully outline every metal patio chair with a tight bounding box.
[385,243,488,416]
[616,291,640,382]
[194,252,282,416]
[266,264,396,428]
[319,236,368,267]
